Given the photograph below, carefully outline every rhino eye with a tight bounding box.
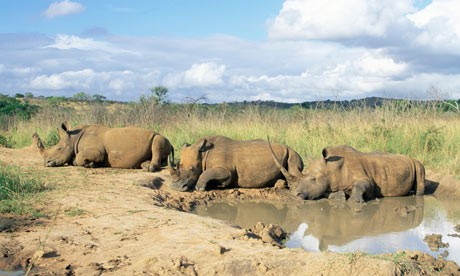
[57,147,63,151]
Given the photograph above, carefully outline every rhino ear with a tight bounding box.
[198,138,213,152]
[61,121,70,132]
[322,147,344,166]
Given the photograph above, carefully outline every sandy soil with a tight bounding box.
[1,146,459,276]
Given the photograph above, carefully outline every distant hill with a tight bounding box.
[207,97,459,111]
[5,93,460,112]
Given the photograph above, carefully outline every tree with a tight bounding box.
[149,86,169,105]
[92,94,106,103]
[25,92,34,99]
[72,92,91,102]
[15,93,24,98]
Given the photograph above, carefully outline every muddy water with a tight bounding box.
[0,270,24,276]
[193,196,460,263]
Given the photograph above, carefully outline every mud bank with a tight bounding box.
[1,146,459,275]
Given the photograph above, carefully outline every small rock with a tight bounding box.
[454,224,460,233]
[424,234,449,252]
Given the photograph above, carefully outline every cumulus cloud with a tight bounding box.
[29,69,100,90]
[3,0,460,105]
[43,0,85,19]
[407,0,460,52]
[226,50,409,102]
[28,68,161,100]
[268,0,415,40]
[164,62,226,88]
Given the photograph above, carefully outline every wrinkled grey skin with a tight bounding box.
[169,135,303,192]
[271,145,425,202]
[33,122,173,171]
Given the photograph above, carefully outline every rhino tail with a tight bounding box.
[32,132,45,155]
[414,159,425,196]
[267,136,294,182]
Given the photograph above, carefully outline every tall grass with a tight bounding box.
[3,100,460,175]
[0,165,47,217]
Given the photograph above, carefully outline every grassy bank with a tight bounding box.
[2,99,460,175]
[0,165,47,217]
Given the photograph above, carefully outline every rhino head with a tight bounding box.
[33,122,75,167]
[169,138,212,191]
[269,142,345,200]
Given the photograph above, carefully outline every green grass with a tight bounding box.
[0,165,48,217]
[3,99,460,175]
[64,207,86,217]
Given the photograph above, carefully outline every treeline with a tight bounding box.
[12,92,116,104]
[223,97,460,112]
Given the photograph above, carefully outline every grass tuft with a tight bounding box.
[0,165,47,217]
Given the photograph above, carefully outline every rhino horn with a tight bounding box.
[267,136,295,182]
[32,132,45,155]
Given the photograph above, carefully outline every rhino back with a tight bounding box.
[206,138,288,188]
[102,127,155,168]
[352,153,416,196]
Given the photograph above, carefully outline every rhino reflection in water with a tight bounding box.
[286,196,424,251]
[194,196,424,251]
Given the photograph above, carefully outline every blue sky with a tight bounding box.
[0,1,283,39]
[1,0,460,103]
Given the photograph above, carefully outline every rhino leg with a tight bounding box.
[149,135,171,172]
[414,160,425,196]
[74,149,105,167]
[349,180,374,203]
[195,167,233,191]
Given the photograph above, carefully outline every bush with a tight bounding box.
[0,94,40,130]
[0,134,13,148]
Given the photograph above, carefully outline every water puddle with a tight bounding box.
[0,270,24,276]
[193,196,460,263]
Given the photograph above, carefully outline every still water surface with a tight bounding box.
[193,196,460,264]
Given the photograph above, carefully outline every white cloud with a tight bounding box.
[268,0,415,40]
[29,69,99,90]
[184,62,226,86]
[2,22,460,104]
[164,62,226,88]
[44,34,133,54]
[407,0,460,52]
[227,50,408,101]
[43,0,85,19]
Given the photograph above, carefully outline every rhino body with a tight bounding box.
[170,135,304,191]
[33,122,173,171]
[271,145,425,202]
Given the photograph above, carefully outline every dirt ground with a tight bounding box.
[1,146,460,276]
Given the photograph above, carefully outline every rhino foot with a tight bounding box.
[349,194,365,203]
[83,162,96,168]
[148,165,160,172]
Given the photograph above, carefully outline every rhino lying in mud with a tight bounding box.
[33,122,173,171]
[270,145,425,202]
[169,135,303,191]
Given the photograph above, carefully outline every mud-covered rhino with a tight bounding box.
[33,122,173,171]
[169,135,303,191]
[271,145,425,202]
